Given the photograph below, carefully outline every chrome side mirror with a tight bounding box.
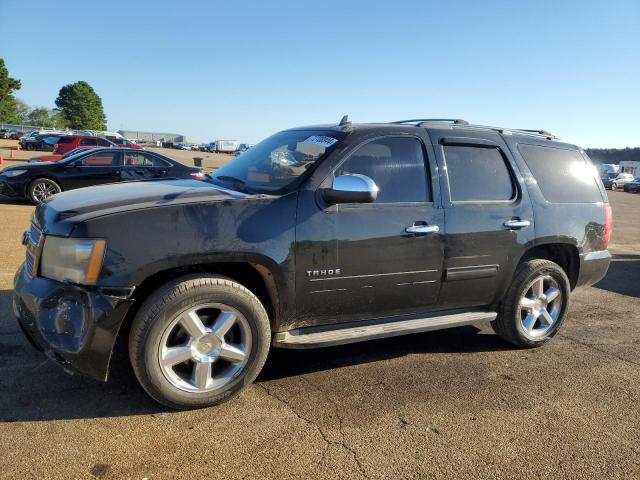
[322,174,379,205]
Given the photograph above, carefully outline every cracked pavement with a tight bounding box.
[0,192,639,479]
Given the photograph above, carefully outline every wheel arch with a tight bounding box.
[517,242,580,289]
[115,259,282,346]
[25,175,63,197]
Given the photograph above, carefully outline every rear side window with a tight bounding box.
[58,137,74,144]
[124,152,170,167]
[518,144,602,203]
[77,151,119,166]
[80,138,97,146]
[443,146,515,202]
[334,137,430,203]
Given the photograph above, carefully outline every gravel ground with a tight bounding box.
[0,191,638,479]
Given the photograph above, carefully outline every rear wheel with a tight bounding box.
[492,259,570,348]
[129,274,271,409]
[28,178,61,204]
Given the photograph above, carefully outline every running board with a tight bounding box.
[273,310,497,349]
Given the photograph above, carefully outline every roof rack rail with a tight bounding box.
[391,118,469,125]
[390,119,558,140]
[513,129,556,138]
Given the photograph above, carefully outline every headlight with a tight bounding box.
[4,169,27,177]
[41,236,106,285]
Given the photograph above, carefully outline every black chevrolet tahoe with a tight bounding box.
[13,118,612,409]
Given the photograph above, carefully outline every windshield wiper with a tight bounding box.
[215,175,246,186]
[211,175,257,193]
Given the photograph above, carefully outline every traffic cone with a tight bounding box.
[0,154,4,165]
[9,150,15,159]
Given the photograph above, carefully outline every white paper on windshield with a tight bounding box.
[301,136,338,148]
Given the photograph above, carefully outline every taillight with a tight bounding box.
[190,171,205,180]
[602,203,612,250]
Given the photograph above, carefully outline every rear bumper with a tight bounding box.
[576,250,611,288]
[12,264,134,381]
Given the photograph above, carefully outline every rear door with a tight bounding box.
[428,129,535,308]
[60,150,123,190]
[121,151,172,181]
[295,134,445,326]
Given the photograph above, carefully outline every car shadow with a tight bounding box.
[1,252,637,422]
[0,286,512,422]
[593,253,640,298]
[0,196,31,205]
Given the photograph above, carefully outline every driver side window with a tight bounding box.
[333,137,430,203]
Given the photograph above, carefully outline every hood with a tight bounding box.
[1,161,55,173]
[34,179,255,235]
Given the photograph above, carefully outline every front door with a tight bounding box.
[295,135,445,327]
[427,130,535,308]
[61,150,123,190]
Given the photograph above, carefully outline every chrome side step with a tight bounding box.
[273,310,497,349]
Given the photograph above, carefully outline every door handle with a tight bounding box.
[406,224,440,234]
[503,219,531,229]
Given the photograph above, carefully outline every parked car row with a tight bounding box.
[175,141,254,154]
[600,172,640,192]
[0,147,204,203]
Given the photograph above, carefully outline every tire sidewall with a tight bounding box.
[28,178,61,204]
[133,277,270,409]
[508,263,570,346]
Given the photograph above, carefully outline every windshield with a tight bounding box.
[210,130,343,193]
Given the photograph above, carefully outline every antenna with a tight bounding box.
[339,115,350,126]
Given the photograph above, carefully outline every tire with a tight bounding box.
[611,183,618,191]
[27,178,61,204]
[491,259,570,348]
[129,274,271,409]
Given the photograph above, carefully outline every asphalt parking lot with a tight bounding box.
[0,192,638,479]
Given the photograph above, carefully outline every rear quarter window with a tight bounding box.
[518,144,602,203]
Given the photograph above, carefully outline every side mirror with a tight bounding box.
[322,174,379,205]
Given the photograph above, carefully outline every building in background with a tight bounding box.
[117,130,186,145]
[619,161,640,177]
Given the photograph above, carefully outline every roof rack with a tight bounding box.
[390,118,557,140]
[391,118,469,126]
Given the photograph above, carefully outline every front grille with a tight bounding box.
[24,250,36,277]
[24,224,43,278]
[29,225,42,246]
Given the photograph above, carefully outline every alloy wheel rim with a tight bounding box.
[158,303,252,393]
[519,275,562,337]
[32,181,59,201]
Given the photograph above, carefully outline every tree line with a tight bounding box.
[585,148,640,165]
[0,58,106,130]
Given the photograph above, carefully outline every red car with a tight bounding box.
[54,135,114,154]
[29,146,102,163]
[53,135,143,155]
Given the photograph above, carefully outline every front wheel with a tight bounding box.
[28,178,61,204]
[129,274,271,409]
[492,259,570,348]
[611,183,618,191]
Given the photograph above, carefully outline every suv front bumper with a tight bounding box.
[12,264,134,381]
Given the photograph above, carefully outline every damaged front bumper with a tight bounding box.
[12,264,134,381]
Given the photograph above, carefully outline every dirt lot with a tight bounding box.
[0,191,638,479]
[0,139,232,172]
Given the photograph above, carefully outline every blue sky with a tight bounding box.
[1,0,638,147]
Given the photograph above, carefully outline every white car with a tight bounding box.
[611,173,635,190]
